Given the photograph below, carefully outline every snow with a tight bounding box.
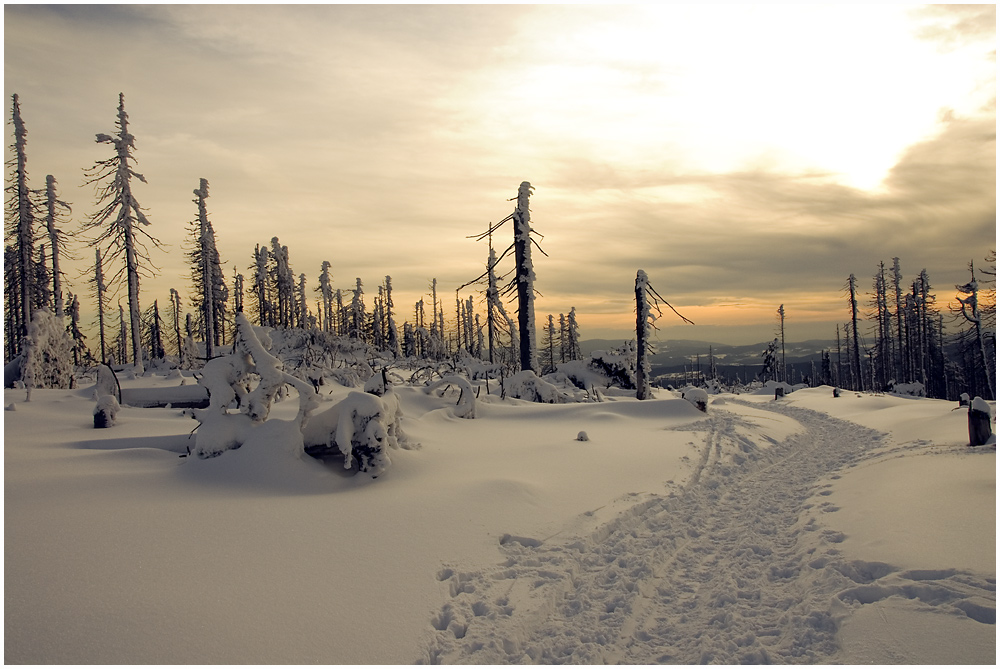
[4,377,994,664]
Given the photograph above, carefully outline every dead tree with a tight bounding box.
[636,269,694,400]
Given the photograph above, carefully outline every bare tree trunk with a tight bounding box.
[636,270,652,400]
[848,274,862,390]
[11,95,33,341]
[513,182,538,373]
[95,249,107,363]
[43,175,67,319]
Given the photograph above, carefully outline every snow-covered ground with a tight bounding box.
[4,376,995,664]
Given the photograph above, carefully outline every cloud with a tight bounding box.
[4,5,995,347]
[911,4,997,50]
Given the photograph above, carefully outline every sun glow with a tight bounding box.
[474,5,990,193]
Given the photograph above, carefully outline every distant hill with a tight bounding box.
[579,337,837,384]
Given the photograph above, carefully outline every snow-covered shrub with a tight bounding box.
[190,313,318,459]
[424,375,477,418]
[302,373,412,476]
[588,342,637,390]
[547,359,605,401]
[502,370,567,403]
[680,386,709,412]
[269,327,374,389]
[750,380,794,396]
[20,308,75,396]
[890,381,926,397]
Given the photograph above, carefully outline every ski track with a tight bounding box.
[419,401,996,664]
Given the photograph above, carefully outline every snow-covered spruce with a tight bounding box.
[82,93,160,375]
[20,308,75,399]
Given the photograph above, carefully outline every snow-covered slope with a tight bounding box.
[4,379,995,664]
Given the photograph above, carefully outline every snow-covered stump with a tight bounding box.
[93,396,120,429]
[967,397,993,447]
[681,386,709,413]
[92,364,122,428]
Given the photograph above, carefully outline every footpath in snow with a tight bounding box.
[4,380,994,664]
[421,398,996,664]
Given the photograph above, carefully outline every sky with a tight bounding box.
[4,4,996,346]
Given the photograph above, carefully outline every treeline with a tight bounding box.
[4,94,583,379]
[833,256,995,400]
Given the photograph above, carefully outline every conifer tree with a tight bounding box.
[847,274,863,390]
[318,261,333,333]
[233,269,244,315]
[543,314,557,373]
[81,93,160,372]
[350,278,366,341]
[144,299,165,361]
[384,275,401,357]
[4,244,20,361]
[635,269,693,399]
[251,244,269,326]
[169,288,183,358]
[955,261,994,399]
[891,257,906,381]
[513,181,539,373]
[42,175,71,319]
[32,244,50,312]
[5,94,35,344]
[65,292,88,366]
[116,303,127,366]
[90,248,108,363]
[566,307,582,361]
[189,179,218,358]
[776,304,786,383]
